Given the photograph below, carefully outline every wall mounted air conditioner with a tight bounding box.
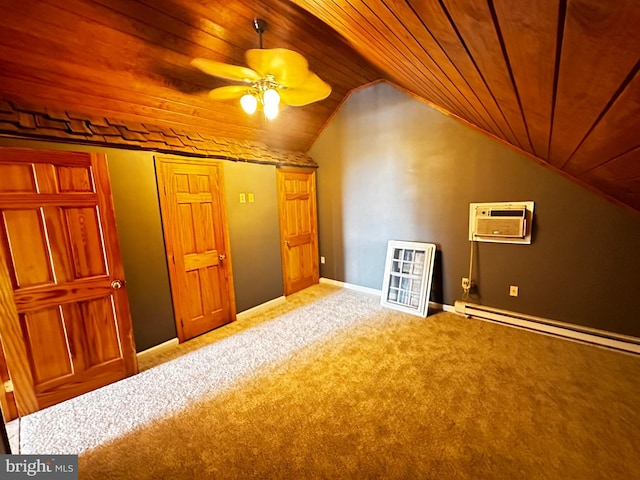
[469,201,534,244]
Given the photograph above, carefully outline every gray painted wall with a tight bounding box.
[309,83,640,338]
[223,161,283,312]
[0,139,284,350]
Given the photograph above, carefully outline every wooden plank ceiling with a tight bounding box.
[0,0,639,213]
[291,0,640,213]
[0,0,382,152]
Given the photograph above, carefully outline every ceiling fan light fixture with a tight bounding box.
[264,102,279,120]
[191,18,331,120]
[263,88,280,107]
[240,93,258,114]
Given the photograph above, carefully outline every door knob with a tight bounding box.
[284,240,290,247]
[219,253,226,261]
[111,279,124,289]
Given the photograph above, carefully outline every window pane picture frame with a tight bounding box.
[381,240,437,317]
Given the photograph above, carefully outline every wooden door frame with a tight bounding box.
[154,156,236,343]
[276,167,319,295]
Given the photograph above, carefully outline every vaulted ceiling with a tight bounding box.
[0,0,639,213]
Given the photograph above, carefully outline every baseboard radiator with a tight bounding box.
[454,301,640,355]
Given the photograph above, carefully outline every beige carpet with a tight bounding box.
[20,284,640,479]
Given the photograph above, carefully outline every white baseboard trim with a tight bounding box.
[136,296,286,358]
[454,301,640,355]
[441,304,456,313]
[320,277,449,313]
[318,278,639,354]
[320,277,382,295]
[236,295,286,321]
[136,338,179,361]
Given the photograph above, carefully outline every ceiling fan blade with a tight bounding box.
[207,85,251,101]
[279,73,332,106]
[191,58,261,83]
[245,48,310,87]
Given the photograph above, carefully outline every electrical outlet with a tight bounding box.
[462,277,471,289]
[320,256,326,264]
[248,193,255,203]
[239,193,246,203]
[509,285,519,297]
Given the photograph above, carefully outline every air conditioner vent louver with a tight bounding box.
[475,208,525,238]
[469,202,534,244]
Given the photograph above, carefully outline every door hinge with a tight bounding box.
[3,379,14,393]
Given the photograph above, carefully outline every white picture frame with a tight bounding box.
[380,240,437,317]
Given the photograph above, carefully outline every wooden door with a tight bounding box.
[277,168,319,295]
[155,157,235,342]
[0,148,137,418]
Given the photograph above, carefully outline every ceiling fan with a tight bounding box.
[191,18,332,120]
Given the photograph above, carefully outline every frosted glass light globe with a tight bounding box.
[263,88,280,107]
[264,103,279,120]
[240,94,257,114]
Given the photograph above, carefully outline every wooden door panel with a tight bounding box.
[19,285,128,406]
[81,297,122,365]
[61,299,121,371]
[33,163,58,193]
[288,242,314,292]
[285,202,297,232]
[3,209,53,287]
[299,199,311,233]
[65,207,108,278]
[35,359,127,410]
[288,234,312,248]
[202,265,223,313]
[23,308,72,384]
[0,164,36,192]
[178,203,196,253]
[56,165,94,192]
[0,148,137,419]
[186,270,204,319]
[277,169,319,296]
[201,203,216,249]
[156,157,235,342]
[42,207,75,283]
[13,278,111,312]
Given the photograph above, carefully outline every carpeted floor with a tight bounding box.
[20,284,640,479]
